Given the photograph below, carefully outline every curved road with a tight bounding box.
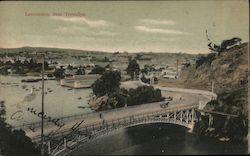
[23,81,215,141]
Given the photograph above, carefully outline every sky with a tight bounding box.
[0,0,249,54]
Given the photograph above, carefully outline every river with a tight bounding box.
[0,75,93,126]
[0,75,247,155]
[71,124,247,155]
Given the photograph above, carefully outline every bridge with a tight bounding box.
[14,82,216,156]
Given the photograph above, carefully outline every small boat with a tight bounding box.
[77,106,86,109]
[67,88,73,90]
[219,137,230,142]
[48,90,53,92]
[78,97,82,100]
[21,79,40,83]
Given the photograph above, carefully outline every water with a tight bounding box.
[0,76,247,154]
[71,124,247,155]
[0,75,93,126]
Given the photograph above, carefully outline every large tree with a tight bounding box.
[92,71,121,96]
[126,59,140,80]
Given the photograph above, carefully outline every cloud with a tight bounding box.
[135,26,186,35]
[54,26,118,37]
[51,16,110,28]
[55,26,86,33]
[139,19,176,25]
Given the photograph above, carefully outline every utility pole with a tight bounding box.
[41,54,45,156]
[211,80,214,93]
[176,59,179,79]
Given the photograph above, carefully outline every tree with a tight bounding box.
[67,64,74,70]
[110,88,129,108]
[0,103,41,156]
[53,67,65,79]
[90,65,106,75]
[127,59,140,80]
[92,71,121,96]
[127,86,164,106]
[76,68,85,75]
[140,74,150,84]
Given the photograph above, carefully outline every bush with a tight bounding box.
[127,86,164,106]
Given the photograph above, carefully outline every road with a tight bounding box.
[23,81,214,141]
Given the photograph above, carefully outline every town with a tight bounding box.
[0,48,196,88]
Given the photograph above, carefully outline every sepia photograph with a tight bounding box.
[0,0,249,155]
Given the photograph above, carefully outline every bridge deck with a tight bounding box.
[20,90,210,141]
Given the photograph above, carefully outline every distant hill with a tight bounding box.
[0,46,197,66]
[0,46,111,55]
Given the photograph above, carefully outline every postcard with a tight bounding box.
[0,0,249,155]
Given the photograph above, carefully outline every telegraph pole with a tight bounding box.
[176,59,179,79]
[211,80,214,93]
[41,54,45,156]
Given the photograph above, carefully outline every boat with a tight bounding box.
[77,106,90,109]
[77,106,85,109]
[21,78,40,83]
[219,137,230,142]
[78,97,82,100]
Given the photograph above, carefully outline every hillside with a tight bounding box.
[180,42,248,142]
[180,42,248,93]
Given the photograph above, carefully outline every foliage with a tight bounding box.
[201,87,248,142]
[53,67,65,79]
[67,64,74,70]
[140,74,150,84]
[127,86,164,106]
[0,58,50,75]
[92,71,121,96]
[102,56,109,62]
[89,65,106,75]
[195,55,207,68]
[126,59,140,79]
[76,68,85,75]
[0,103,42,156]
[110,88,129,108]
[208,37,242,53]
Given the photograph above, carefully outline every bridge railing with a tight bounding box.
[42,104,198,155]
[13,101,168,130]
[32,104,198,143]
